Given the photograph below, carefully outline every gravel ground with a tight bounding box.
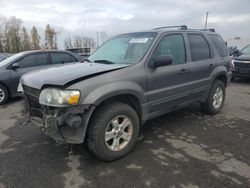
[0,79,250,188]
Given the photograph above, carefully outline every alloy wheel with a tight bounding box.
[105,115,133,152]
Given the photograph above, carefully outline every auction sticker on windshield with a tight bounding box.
[129,38,149,43]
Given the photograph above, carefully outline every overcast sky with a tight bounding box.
[0,0,250,48]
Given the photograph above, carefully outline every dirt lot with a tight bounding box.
[0,79,250,188]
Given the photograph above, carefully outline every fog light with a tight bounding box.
[65,115,82,128]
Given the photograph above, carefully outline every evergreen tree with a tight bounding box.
[31,26,41,50]
[21,27,31,51]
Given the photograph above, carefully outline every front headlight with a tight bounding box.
[39,88,80,107]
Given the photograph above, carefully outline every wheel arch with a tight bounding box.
[0,81,10,96]
[83,93,143,144]
[210,66,228,88]
[215,74,227,87]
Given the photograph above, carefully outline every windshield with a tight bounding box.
[88,33,156,64]
[0,52,26,67]
[241,45,250,55]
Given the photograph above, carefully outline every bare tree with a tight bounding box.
[64,35,96,49]
[64,36,73,49]
[44,24,59,49]
[21,27,31,51]
[3,16,22,53]
[99,31,109,44]
[0,16,5,52]
[30,26,41,50]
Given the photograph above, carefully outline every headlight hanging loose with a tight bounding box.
[39,88,80,107]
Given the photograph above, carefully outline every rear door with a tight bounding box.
[146,33,192,117]
[184,33,215,98]
[10,52,49,93]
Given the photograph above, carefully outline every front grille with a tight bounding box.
[23,85,43,118]
[234,61,250,68]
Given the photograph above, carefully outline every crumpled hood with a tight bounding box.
[21,63,130,89]
[235,54,250,61]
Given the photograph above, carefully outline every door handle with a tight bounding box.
[209,64,214,70]
[179,69,188,75]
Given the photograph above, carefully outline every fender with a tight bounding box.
[210,65,228,85]
[82,81,146,106]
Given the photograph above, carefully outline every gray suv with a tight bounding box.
[21,26,232,161]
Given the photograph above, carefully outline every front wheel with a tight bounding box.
[201,80,226,115]
[86,102,140,161]
[0,84,9,105]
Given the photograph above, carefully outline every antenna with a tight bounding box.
[204,12,209,29]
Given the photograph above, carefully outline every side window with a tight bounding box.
[50,53,77,64]
[18,53,47,68]
[70,55,78,62]
[208,34,228,57]
[188,34,211,61]
[152,34,186,65]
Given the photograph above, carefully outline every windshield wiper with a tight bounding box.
[94,60,115,64]
[83,59,94,63]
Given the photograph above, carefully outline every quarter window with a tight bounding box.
[208,34,228,57]
[50,53,77,64]
[188,34,211,61]
[152,34,186,65]
[18,53,47,68]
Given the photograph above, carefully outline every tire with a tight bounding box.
[201,80,225,115]
[86,102,140,161]
[0,84,9,105]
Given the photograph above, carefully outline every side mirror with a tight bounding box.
[151,55,173,68]
[12,62,20,70]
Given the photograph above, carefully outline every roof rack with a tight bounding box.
[153,25,188,30]
[188,28,216,32]
[152,25,216,32]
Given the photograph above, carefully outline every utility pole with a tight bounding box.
[205,12,209,29]
[96,32,99,48]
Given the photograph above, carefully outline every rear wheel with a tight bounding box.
[201,80,225,115]
[0,84,9,105]
[87,102,140,161]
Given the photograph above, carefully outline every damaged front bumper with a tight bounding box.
[22,100,95,144]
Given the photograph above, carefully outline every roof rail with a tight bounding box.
[153,25,188,30]
[189,28,216,32]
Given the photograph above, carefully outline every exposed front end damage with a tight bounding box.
[22,86,95,144]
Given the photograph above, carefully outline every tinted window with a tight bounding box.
[50,53,77,64]
[152,34,186,64]
[18,53,47,68]
[188,34,211,61]
[208,34,228,57]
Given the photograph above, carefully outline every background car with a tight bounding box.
[0,53,11,62]
[0,50,82,104]
[227,46,241,57]
[231,44,250,80]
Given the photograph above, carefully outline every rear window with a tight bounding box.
[208,34,228,57]
[50,52,77,64]
[187,34,211,61]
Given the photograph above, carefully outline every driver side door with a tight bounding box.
[146,33,191,118]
